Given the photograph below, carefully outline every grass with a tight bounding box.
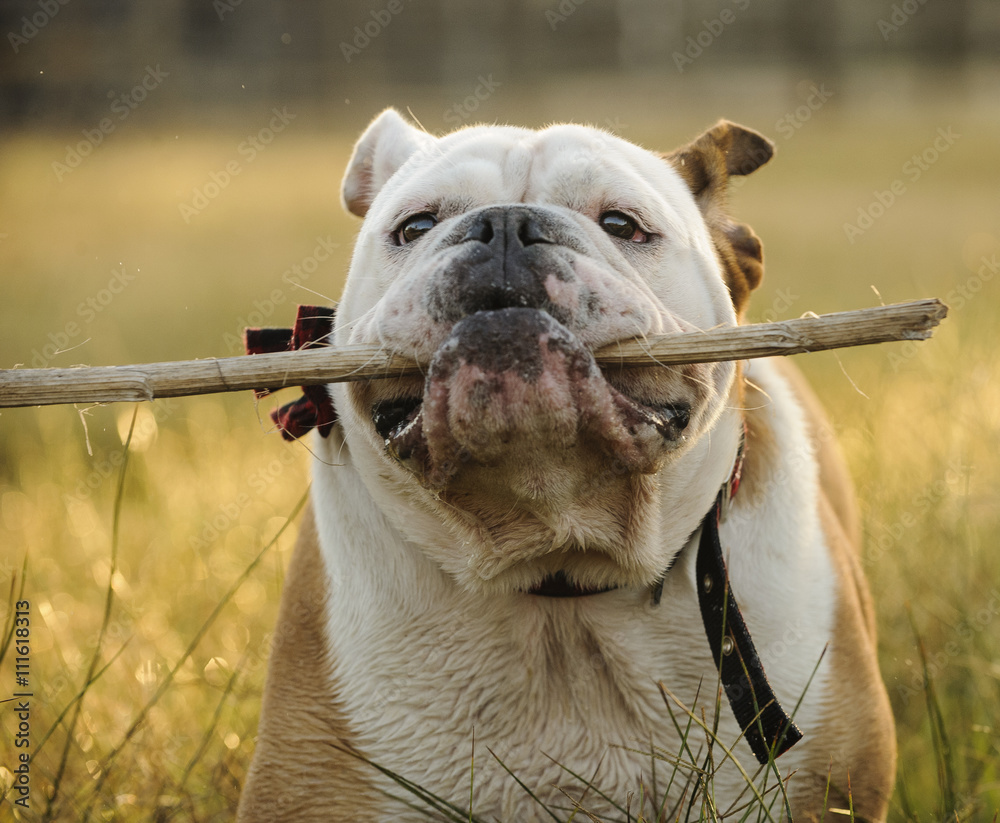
[333,675,823,822]
[1,96,999,820]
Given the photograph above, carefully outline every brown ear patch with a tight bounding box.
[665,120,774,318]
[715,218,765,317]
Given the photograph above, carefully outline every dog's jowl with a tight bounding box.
[237,111,896,822]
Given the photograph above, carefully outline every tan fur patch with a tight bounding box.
[765,363,896,821]
[738,372,781,508]
[237,505,380,821]
[790,497,897,822]
[664,120,774,316]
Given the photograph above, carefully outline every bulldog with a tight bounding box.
[237,111,896,822]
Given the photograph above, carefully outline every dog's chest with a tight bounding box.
[330,588,746,819]
[318,546,830,819]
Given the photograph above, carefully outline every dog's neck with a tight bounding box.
[648,417,745,604]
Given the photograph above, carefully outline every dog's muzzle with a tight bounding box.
[374,308,690,489]
[370,204,693,490]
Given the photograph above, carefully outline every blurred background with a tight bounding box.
[1,1,998,820]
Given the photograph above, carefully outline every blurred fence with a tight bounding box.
[1,0,997,128]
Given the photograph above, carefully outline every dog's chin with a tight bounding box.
[470,550,658,599]
[358,307,706,595]
[369,308,700,498]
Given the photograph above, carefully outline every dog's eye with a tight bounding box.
[395,213,438,245]
[599,211,649,243]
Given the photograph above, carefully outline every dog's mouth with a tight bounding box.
[372,395,423,442]
[525,571,617,598]
[371,393,690,451]
[622,398,691,437]
[369,308,697,486]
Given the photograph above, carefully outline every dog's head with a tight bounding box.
[330,110,772,595]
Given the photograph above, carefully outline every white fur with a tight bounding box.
[309,118,836,818]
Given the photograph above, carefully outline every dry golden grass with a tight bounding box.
[1,101,998,819]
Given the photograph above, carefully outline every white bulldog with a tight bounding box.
[237,111,896,822]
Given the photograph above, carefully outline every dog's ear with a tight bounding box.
[342,109,434,218]
[664,121,774,317]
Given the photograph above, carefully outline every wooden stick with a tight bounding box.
[0,299,948,409]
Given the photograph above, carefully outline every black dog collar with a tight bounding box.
[695,491,803,764]
[650,432,802,763]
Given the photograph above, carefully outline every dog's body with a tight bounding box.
[237,113,896,821]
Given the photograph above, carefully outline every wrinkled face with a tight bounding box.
[330,112,770,595]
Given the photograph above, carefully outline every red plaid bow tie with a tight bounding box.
[244,305,338,441]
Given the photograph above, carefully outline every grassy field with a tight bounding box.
[1,93,998,820]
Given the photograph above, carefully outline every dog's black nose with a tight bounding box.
[461,208,553,248]
[428,206,566,322]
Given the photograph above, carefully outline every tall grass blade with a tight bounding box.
[79,485,309,818]
[0,553,29,666]
[29,640,129,758]
[553,784,603,823]
[469,727,475,823]
[543,751,627,819]
[178,647,250,793]
[657,684,776,821]
[487,746,564,823]
[43,407,137,822]
[907,604,958,814]
[332,741,488,822]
